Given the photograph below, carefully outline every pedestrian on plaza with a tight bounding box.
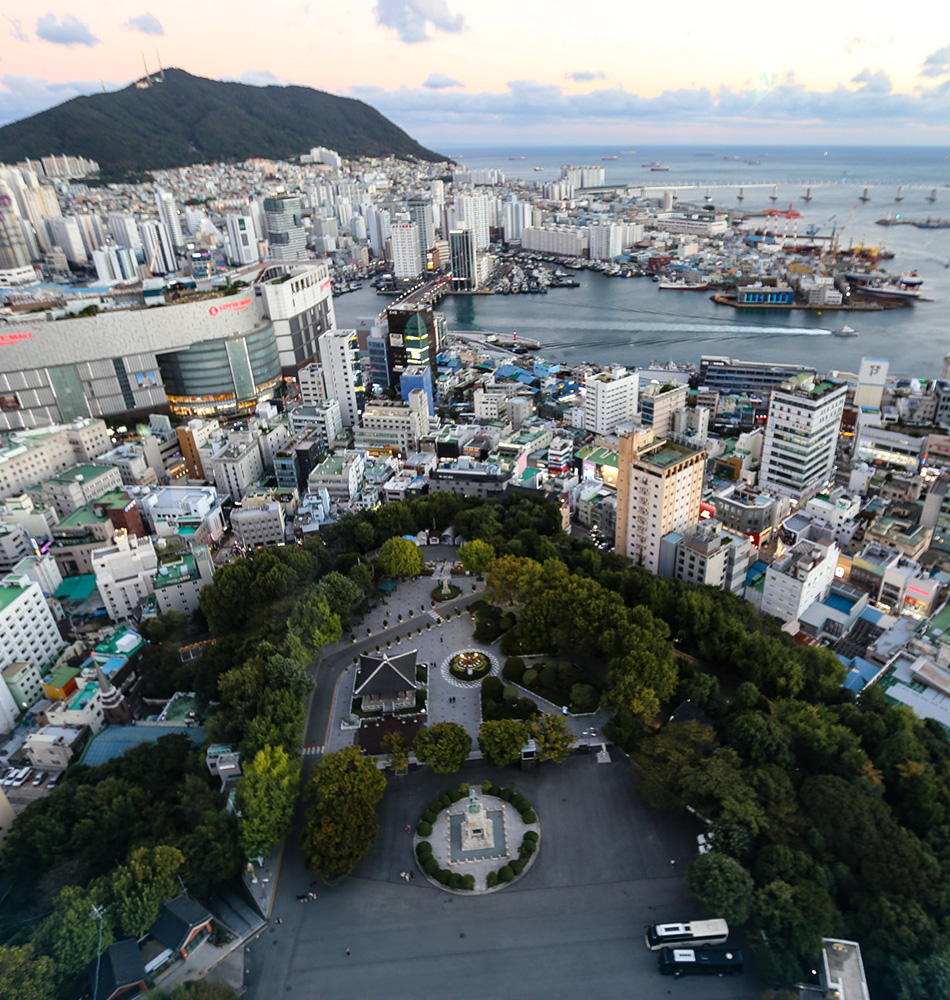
[406,823,412,833]
[346,947,351,957]
[440,635,444,644]
[409,870,415,880]
[276,918,283,924]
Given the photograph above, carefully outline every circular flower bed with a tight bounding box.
[449,650,491,680]
[431,582,461,601]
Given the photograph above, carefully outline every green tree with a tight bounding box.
[287,591,342,653]
[235,745,301,857]
[478,719,529,767]
[315,571,364,620]
[0,944,56,1000]
[414,722,472,773]
[459,539,495,575]
[301,746,386,878]
[685,852,755,925]
[484,555,542,607]
[529,712,575,764]
[109,845,186,938]
[377,536,424,578]
[32,884,113,980]
[629,720,717,809]
[381,731,411,773]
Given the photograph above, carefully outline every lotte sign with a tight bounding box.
[209,298,252,317]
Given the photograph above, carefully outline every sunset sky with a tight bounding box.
[2,1,949,144]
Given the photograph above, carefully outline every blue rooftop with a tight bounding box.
[80,724,204,766]
[838,655,880,693]
[825,592,856,615]
[859,606,885,625]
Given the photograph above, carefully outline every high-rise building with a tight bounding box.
[74,213,106,257]
[457,193,491,250]
[615,429,706,573]
[584,368,638,434]
[0,206,30,270]
[759,374,848,501]
[502,198,530,243]
[46,217,88,265]
[91,531,158,621]
[366,205,391,257]
[225,213,260,265]
[449,228,478,291]
[297,362,327,406]
[92,246,137,284]
[155,188,185,249]
[318,329,364,428]
[407,197,435,256]
[390,221,423,279]
[588,224,624,261]
[107,212,141,251]
[138,220,177,274]
[854,357,889,410]
[385,302,442,385]
[640,383,690,437]
[264,196,307,261]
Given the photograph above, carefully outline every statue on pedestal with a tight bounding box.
[461,786,495,851]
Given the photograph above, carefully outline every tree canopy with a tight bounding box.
[377,536,424,578]
[413,722,472,774]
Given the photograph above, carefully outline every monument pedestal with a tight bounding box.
[461,787,496,851]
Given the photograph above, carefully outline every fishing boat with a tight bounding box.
[859,283,921,302]
[602,155,618,161]
[650,164,670,172]
[832,324,859,337]
[658,280,709,291]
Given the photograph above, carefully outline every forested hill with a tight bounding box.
[0,68,446,173]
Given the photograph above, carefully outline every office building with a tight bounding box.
[264,196,307,261]
[357,390,430,454]
[759,375,848,501]
[3,660,44,714]
[368,326,392,390]
[457,193,491,250]
[29,464,123,518]
[288,399,344,451]
[659,520,751,595]
[225,213,260,265]
[760,536,839,624]
[297,362,327,406]
[153,545,215,616]
[615,429,706,573]
[699,356,817,397]
[407,197,435,257]
[318,329,364,428]
[585,368,638,434]
[205,432,265,502]
[450,228,478,291]
[176,419,218,479]
[400,365,435,415]
[385,303,442,384]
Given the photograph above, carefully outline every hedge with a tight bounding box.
[416,842,433,859]
[422,810,436,824]
[428,798,443,814]
[503,657,526,682]
[498,865,514,883]
[438,793,452,808]
[423,858,439,876]
[481,780,492,793]
[462,874,475,890]
[489,784,501,796]
[521,809,537,824]
[447,787,462,802]
[523,830,539,843]
[500,788,513,802]
[449,872,463,890]
[417,820,432,836]
[522,668,539,687]
[509,859,525,875]
[437,869,451,885]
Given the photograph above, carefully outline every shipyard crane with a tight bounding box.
[827,203,859,258]
[762,204,804,247]
[805,214,837,238]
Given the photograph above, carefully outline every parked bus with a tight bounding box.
[644,918,729,951]
[658,947,744,977]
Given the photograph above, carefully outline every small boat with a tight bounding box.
[658,281,709,291]
[602,155,618,161]
[898,271,923,287]
[802,186,812,202]
[650,164,670,172]
[737,187,744,201]
[533,166,544,171]
[895,186,904,202]
[832,324,859,337]
[927,188,937,203]
[508,156,526,160]
[722,154,741,160]
[747,160,761,165]
[770,185,778,202]
[859,283,920,302]
[859,186,870,202]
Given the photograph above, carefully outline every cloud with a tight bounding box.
[423,72,461,89]
[851,68,892,93]
[35,13,99,47]
[566,71,605,83]
[5,17,29,42]
[220,70,287,87]
[347,76,950,135]
[920,43,950,78]
[374,0,464,43]
[844,35,876,56]
[123,12,164,36]
[0,74,126,125]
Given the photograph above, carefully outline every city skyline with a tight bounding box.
[0,2,948,144]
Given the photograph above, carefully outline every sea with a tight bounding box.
[334,145,950,377]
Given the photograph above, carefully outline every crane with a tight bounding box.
[805,214,836,238]
[828,203,858,258]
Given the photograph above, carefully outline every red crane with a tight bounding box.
[761,204,804,247]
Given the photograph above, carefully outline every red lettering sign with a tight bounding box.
[0,331,33,346]
[321,278,331,291]
[209,297,252,316]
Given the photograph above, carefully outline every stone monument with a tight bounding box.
[461,786,495,851]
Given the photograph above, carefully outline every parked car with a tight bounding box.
[31,771,46,787]
[0,767,16,786]
[46,772,62,789]
[11,768,31,787]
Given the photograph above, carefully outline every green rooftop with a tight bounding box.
[45,665,80,690]
[0,582,28,613]
[54,575,98,601]
[46,464,115,486]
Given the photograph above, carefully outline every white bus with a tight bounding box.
[644,918,729,951]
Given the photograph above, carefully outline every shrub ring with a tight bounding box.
[440,649,501,687]
[414,788,540,894]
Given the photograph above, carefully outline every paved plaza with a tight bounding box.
[243,756,762,1000]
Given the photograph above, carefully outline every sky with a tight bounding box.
[1,1,950,146]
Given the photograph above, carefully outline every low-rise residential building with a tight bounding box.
[659,520,751,595]
[134,485,226,545]
[3,660,44,713]
[91,531,158,621]
[428,459,512,498]
[24,725,85,768]
[28,464,123,518]
[712,485,788,545]
[153,546,215,615]
[203,431,265,501]
[0,418,111,497]
[287,398,343,451]
[0,571,66,681]
[308,450,366,502]
[759,535,839,624]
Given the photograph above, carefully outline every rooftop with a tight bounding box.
[80,723,204,766]
[44,464,115,487]
[0,581,28,613]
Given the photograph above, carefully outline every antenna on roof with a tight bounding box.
[156,51,165,83]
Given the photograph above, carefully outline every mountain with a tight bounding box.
[0,68,446,173]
